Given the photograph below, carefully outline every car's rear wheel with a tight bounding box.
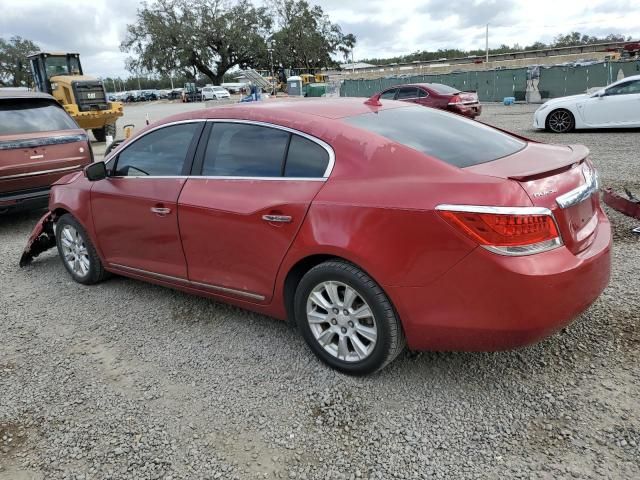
[546,109,575,133]
[56,214,107,285]
[294,260,405,375]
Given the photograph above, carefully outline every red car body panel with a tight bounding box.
[178,178,323,302]
[20,98,611,352]
[91,178,189,279]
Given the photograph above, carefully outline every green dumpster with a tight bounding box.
[306,83,327,97]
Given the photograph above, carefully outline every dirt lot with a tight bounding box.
[1,103,639,480]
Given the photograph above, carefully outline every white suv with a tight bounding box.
[202,86,231,100]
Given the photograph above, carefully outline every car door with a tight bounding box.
[91,121,204,279]
[178,121,333,302]
[583,79,640,127]
[415,87,431,107]
[396,87,420,104]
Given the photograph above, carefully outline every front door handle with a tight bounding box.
[262,214,292,223]
[151,206,171,216]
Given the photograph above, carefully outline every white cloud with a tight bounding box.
[0,0,638,78]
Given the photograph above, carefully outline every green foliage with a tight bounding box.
[271,0,356,70]
[121,0,354,84]
[0,36,40,87]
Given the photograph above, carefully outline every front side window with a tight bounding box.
[0,100,78,134]
[606,80,640,96]
[114,123,200,176]
[202,123,289,177]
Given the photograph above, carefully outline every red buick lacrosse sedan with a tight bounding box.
[21,98,611,374]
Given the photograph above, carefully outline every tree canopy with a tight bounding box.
[122,0,356,85]
[0,36,39,86]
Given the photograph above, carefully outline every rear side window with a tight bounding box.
[114,123,200,176]
[0,100,78,135]
[202,123,289,177]
[397,87,418,99]
[285,135,330,177]
[343,106,525,168]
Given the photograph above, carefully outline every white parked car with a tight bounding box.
[201,86,231,100]
[534,74,640,133]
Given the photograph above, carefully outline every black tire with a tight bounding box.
[92,127,106,142]
[545,108,575,133]
[55,214,108,285]
[294,260,405,375]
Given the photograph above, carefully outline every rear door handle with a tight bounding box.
[151,207,171,216]
[262,214,292,223]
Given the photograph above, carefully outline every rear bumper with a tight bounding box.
[387,211,612,351]
[0,188,50,213]
[450,104,482,118]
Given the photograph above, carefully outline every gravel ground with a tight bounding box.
[1,103,639,480]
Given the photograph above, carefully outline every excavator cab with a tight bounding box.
[27,52,123,142]
[29,53,83,94]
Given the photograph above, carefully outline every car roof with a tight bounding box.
[0,90,56,101]
[611,74,640,85]
[383,83,456,90]
[156,98,412,125]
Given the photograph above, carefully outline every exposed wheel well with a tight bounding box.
[283,254,338,324]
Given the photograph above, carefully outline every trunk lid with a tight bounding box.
[0,129,90,195]
[467,142,598,254]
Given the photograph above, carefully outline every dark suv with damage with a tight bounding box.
[0,91,92,213]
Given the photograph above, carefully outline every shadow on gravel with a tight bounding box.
[0,209,46,233]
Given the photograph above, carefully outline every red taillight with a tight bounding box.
[437,206,562,256]
[448,95,461,105]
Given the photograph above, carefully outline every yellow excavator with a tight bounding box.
[28,52,123,142]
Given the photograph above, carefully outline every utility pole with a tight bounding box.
[485,23,489,64]
[351,48,355,73]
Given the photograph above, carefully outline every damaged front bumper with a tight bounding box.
[603,188,640,221]
[19,211,58,267]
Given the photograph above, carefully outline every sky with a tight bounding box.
[1,0,638,79]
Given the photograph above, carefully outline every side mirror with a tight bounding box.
[84,161,107,181]
[593,90,605,98]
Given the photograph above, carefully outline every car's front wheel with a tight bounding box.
[545,109,575,133]
[294,260,405,375]
[56,214,108,285]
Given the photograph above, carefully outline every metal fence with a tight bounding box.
[536,61,640,99]
[340,68,529,101]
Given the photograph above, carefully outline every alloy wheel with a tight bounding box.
[548,110,573,133]
[306,281,378,362]
[59,225,90,277]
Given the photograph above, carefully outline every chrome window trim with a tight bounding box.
[0,164,83,180]
[104,119,205,165]
[105,118,336,181]
[555,164,599,209]
[109,263,266,301]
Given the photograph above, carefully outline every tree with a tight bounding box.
[271,0,356,71]
[122,0,272,85]
[0,36,39,87]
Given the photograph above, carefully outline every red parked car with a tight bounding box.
[21,99,611,375]
[375,83,482,118]
[0,91,92,213]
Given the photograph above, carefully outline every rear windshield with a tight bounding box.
[343,106,525,168]
[427,83,461,95]
[0,100,78,135]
